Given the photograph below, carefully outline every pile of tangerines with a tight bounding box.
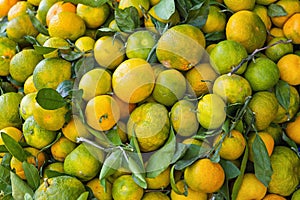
[0,0,300,199]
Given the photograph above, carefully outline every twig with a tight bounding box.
[228,39,293,76]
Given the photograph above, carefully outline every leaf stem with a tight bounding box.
[228,39,293,76]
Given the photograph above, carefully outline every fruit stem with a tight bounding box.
[228,39,293,76]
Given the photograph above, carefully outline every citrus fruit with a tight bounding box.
[9,49,43,83]
[210,40,248,74]
[62,115,92,143]
[118,0,150,18]
[214,130,246,160]
[244,57,280,91]
[184,158,225,193]
[43,162,65,178]
[127,102,170,152]
[36,0,60,25]
[33,57,72,90]
[226,10,267,53]
[87,178,112,200]
[283,13,300,44]
[265,37,293,62]
[24,75,37,94]
[126,30,157,60]
[170,180,207,200]
[269,27,285,40]
[256,0,277,5]
[0,37,17,76]
[6,14,39,46]
[271,0,300,28]
[223,0,255,12]
[170,100,199,137]
[23,116,57,149]
[236,173,267,200]
[19,92,37,120]
[7,1,34,21]
[85,95,120,131]
[48,11,86,41]
[32,102,69,131]
[10,147,46,180]
[277,54,300,85]
[112,175,144,200]
[0,127,23,145]
[253,4,272,30]
[286,115,300,144]
[112,58,155,103]
[27,0,41,6]
[273,85,299,123]
[145,166,170,189]
[265,123,283,145]
[185,63,218,97]
[42,36,70,58]
[64,143,101,181]
[142,192,170,200]
[46,1,76,26]
[74,36,95,52]
[0,0,19,18]
[202,5,226,33]
[213,74,252,104]
[33,175,86,199]
[152,69,186,106]
[156,24,206,71]
[94,36,125,70]
[247,91,279,131]
[292,189,300,200]
[197,94,226,130]
[78,68,112,101]
[76,3,110,29]
[263,194,287,200]
[0,92,23,130]
[268,146,300,196]
[248,131,275,162]
[50,136,76,162]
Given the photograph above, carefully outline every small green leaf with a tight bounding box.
[1,132,27,162]
[268,4,287,17]
[73,56,95,79]
[218,180,230,200]
[146,128,176,178]
[33,45,56,55]
[22,161,41,190]
[170,165,184,195]
[1,194,14,200]
[95,27,116,38]
[275,80,290,112]
[10,172,34,200]
[153,0,175,20]
[205,31,225,41]
[282,132,299,155]
[60,50,83,61]
[106,129,122,146]
[56,80,74,98]
[171,143,188,164]
[115,7,140,32]
[0,165,12,194]
[127,152,147,189]
[231,145,248,200]
[27,9,49,35]
[76,191,89,200]
[24,36,40,46]
[220,159,240,180]
[252,134,273,187]
[44,169,66,179]
[99,149,123,186]
[36,88,67,110]
[24,193,34,200]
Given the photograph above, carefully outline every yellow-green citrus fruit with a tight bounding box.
[0,37,17,76]
[265,37,293,62]
[19,92,37,120]
[112,175,144,200]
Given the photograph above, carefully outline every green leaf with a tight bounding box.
[99,149,123,186]
[220,159,240,180]
[218,180,230,200]
[231,145,248,200]
[153,0,175,20]
[1,132,27,162]
[64,0,108,7]
[74,56,95,79]
[22,161,40,190]
[24,36,40,46]
[36,88,67,110]
[205,31,225,41]
[56,80,74,98]
[1,194,13,200]
[146,129,176,178]
[282,132,299,154]
[76,191,89,200]
[171,143,188,164]
[0,165,12,194]
[44,169,66,179]
[268,4,287,17]
[106,129,122,146]
[126,152,147,189]
[27,9,49,35]
[252,134,273,187]
[174,143,210,170]
[0,144,8,153]
[10,172,34,200]
[33,45,56,55]
[61,50,83,61]
[95,27,116,38]
[275,80,290,112]
[24,193,34,200]
[170,165,184,195]
[115,7,140,32]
